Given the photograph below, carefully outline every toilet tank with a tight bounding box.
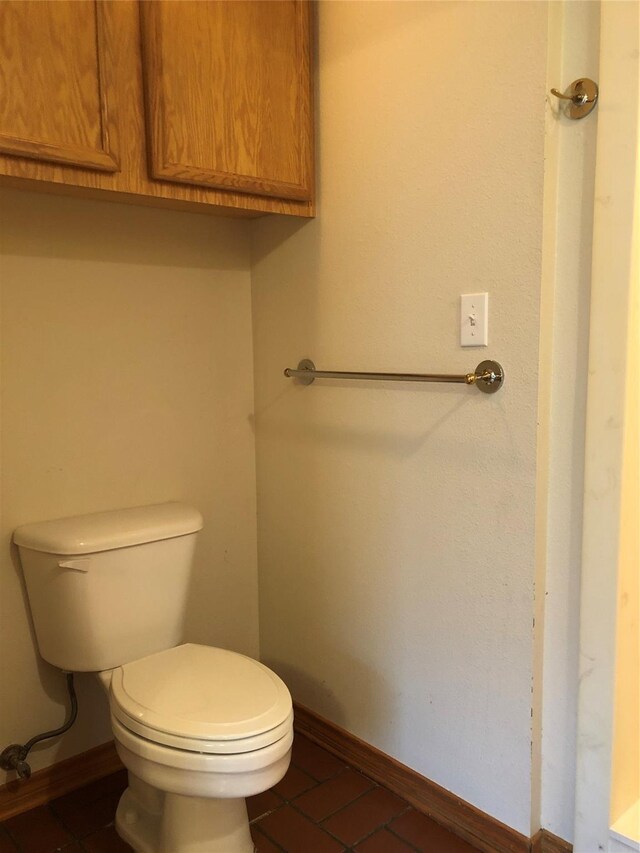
[14,503,203,672]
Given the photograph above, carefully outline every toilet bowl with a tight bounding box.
[104,644,293,853]
[13,503,293,853]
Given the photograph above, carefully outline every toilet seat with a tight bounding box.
[109,643,292,755]
[111,715,293,776]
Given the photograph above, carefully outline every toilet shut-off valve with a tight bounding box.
[0,745,32,780]
[0,672,78,782]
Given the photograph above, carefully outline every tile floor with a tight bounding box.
[0,735,479,852]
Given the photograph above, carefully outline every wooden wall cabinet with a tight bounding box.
[0,0,314,218]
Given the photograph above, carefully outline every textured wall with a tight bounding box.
[251,1,547,835]
[0,189,258,778]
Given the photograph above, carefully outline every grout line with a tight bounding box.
[289,786,372,830]
[288,755,326,785]
[320,801,415,851]
[1,822,21,851]
[384,820,427,853]
[252,821,288,852]
[249,804,284,825]
[275,750,416,849]
[288,782,377,823]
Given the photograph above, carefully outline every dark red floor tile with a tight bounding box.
[52,771,127,811]
[0,827,18,853]
[273,764,317,800]
[1,742,483,853]
[80,825,133,852]
[259,804,346,853]
[247,788,283,822]
[251,826,283,852]
[389,809,479,852]
[294,768,374,821]
[355,827,417,852]
[322,786,409,846]
[3,805,73,853]
[52,790,121,838]
[291,736,345,782]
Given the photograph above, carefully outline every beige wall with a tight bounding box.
[251,1,547,836]
[0,189,258,778]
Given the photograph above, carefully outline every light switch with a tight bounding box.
[460,292,488,347]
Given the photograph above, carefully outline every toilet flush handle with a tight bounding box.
[57,559,90,573]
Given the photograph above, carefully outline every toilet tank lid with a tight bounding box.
[13,502,203,555]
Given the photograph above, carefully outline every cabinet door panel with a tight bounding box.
[140,0,312,201]
[0,0,119,171]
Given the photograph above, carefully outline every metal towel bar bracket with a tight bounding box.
[284,359,504,394]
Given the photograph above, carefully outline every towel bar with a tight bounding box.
[284,359,504,394]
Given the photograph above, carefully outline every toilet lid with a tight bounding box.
[109,644,292,753]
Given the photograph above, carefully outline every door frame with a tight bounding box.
[573,2,639,849]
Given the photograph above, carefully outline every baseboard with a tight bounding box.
[531,829,573,853]
[0,741,123,821]
[293,702,530,853]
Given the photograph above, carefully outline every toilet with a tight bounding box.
[13,503,293,853]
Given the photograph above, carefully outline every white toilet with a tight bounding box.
[14,503,293,853]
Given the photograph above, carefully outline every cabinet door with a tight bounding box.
[0,1,119,171]
[140,0,312,201]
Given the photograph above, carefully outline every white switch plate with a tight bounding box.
[460,292,488,347]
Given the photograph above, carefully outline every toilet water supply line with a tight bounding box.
[0,672,78,780]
